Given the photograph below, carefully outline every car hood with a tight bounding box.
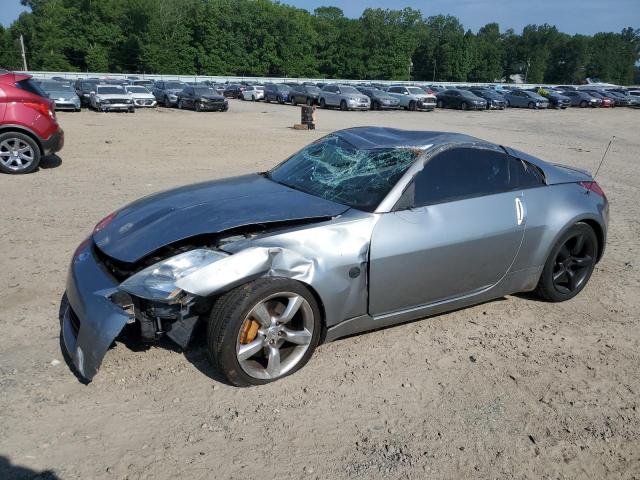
[93,174,349,263]
[129,92,154,99]
[96,93,130,100]
[198,94,225,100]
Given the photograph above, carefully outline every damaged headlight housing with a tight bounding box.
[119,249,228,301]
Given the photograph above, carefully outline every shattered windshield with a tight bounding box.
[268,135,420,212]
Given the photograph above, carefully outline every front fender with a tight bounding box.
[177,212,378,327]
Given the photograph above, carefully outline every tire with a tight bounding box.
[506,100,510,108]
[319,98,326,108]
[409,100,417,111]
[579,100,588,108]
[129,107,135,113]
[371,100,379,111]
[277,96,284,104]
[195,102,202,112]
[291,96,297,106]
[0,132,41,174]
[528,101,535,109]
[306,97,313,106]
[177,100,184,109]
[264,96,270,103]
[207,278,322,387]
[436,100,444,109]
[251,95,255,101]
[340,100,347,111]
[534,223,598,302]
[460,101,468,111]
[164,96,170,107]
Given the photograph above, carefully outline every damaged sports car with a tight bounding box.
[62,127,608,386]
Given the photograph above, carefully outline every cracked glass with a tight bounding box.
[268,135,420,212]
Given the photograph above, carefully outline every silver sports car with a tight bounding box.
[62,128,608,386]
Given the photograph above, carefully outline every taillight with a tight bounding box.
[23,101,55,119]
[579,181,606,199]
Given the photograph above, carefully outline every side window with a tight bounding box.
[512,158,545,188]
[389,87,400,93]
[403,148,514,208]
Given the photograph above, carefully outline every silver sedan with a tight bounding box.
[62,128,608,386]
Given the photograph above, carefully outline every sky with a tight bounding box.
[1,0,638,34]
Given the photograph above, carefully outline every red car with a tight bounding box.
[0,70,64,174]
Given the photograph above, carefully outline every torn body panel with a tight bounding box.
[176,210,379,327]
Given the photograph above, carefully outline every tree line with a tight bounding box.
[1,0,639,85]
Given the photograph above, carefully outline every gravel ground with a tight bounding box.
[0,101,639,480]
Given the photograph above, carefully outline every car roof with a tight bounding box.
[334,127,484,150]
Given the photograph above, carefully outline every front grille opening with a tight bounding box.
[68,307,81,336]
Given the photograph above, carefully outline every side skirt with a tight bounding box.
[324,266,542,343]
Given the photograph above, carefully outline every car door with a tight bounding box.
[369,146,527,316]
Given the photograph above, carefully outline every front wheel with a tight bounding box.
[409,100,417,111]
[207,278,322,386]
[0,132,41,174]
[340,100,347,111]
[534,223,598,302]
[579,100,588,108]
[436,100,444,108]
[319,98,326,108]
[528,101,535,109]
[291,96,297,106]
[460,101,468,111]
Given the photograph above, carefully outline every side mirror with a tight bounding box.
[336,90,341,94]
[404,91,409,95]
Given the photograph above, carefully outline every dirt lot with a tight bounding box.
[1,101,639,480]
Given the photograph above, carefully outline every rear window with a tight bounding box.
[16,79,48,98]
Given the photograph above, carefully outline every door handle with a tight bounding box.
[515,197,526,226]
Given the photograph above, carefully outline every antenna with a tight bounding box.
[593,136,615,182]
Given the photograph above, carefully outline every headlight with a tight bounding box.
[169,94,177,100]
[119,249,228,301]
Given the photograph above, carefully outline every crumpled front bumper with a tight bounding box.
[62,240,131,382]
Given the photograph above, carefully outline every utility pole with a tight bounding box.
[408,59,413,82]
[19,35,28,71]
[432,58,437,82]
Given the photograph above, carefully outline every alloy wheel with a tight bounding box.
[236,292,314,380]
[0,138,36,172]
[551,232,596,295]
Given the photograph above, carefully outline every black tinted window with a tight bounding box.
[408,148,513,207]
[513,158,545,188]
[16,79,48,98]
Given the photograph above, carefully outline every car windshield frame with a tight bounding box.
[266,135,421,212]
[193,87,217,95]
[97,86,126,95]
[126,86,149,93]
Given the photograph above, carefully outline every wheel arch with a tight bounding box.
[544,215,606,267]
[0,124,44,154]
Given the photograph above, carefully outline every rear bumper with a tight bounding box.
[41,129,64,156]
[62,240,131,381]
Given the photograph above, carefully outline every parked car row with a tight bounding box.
[23,74,640,116]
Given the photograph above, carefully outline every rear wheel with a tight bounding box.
[460,101,468,110]
[340,100,347,111]
[319,98,326,108]
[534,223,598,302]
[0,132,41,175]
[207,278,322,386]
[580,100,588,108]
